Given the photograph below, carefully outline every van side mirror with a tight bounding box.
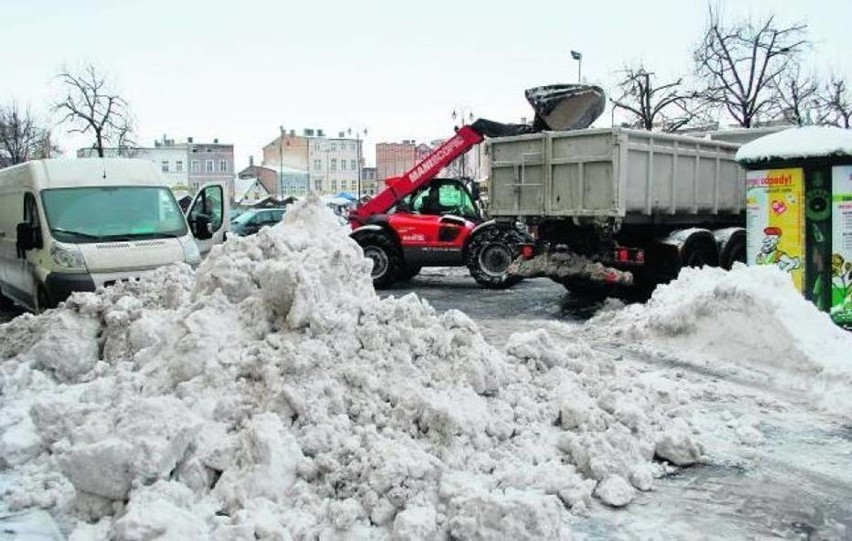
[16,222,37,254]
[192,214,213,240]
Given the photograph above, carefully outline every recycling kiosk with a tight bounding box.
[736,126,852,328]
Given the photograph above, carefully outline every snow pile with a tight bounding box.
[587,264,852,416]
[736,126,852,163]
[0,196,702,539]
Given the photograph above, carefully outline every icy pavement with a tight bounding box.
[1,199,851,539]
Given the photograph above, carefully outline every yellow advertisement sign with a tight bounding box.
[746,168,805,292]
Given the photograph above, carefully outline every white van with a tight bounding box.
[0,158,228,312]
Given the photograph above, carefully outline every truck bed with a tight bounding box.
[486,127,744,222]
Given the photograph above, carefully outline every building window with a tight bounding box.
[331,180,337,191]
[330,159,337,171]
[176,161,184,172]
[191,160,200,173]
[205,160,214,173]
[330,143,336,151]
[161,161,169,172]
[219,160,227,172]
[351,159,356,170]
[341,160,346,171]
[314,159,321,171]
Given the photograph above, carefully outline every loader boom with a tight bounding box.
[349,125,484,226]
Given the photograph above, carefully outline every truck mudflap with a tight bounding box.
[507,250,634,286]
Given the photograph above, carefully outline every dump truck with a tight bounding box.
[350,84,746,294]
[484,126,746,295]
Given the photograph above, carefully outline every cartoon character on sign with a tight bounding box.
[756,226,801,272]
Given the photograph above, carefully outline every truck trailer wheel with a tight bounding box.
[466,226,523,289]
[354,231,400,289]
[681,234,719,268]
[719,230,746,270]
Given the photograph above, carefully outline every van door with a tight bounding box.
[186,183,229,256]
[6,193,41,309]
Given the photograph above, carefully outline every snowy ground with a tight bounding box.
[393,268,852,539]
[1,199,851,540]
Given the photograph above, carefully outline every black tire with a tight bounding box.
[397,265,422,282]
[353,230,401,289]
[466,226,525,289]
[720,231,746,270]
[681,235,719,268]
[35,284,53,314]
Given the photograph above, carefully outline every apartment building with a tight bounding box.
[375,141,416,191]
[262,128,361,195]
[77,135,235,200]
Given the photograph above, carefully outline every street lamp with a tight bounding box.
[347,125,368,201]
[451,106,475,178]
[279,125,285,197]
[571,50,582,83]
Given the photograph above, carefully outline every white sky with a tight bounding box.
[2,0,850,168]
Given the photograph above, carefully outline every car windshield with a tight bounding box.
[41,186,188,243]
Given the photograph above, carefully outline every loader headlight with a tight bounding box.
[50,242,87,270]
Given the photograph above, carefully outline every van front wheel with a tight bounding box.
[35,284,54,314]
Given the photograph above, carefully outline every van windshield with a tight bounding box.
[41,186,188,243]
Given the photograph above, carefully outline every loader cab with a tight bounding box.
[400,178,483,222]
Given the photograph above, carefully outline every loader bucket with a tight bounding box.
[525,84,606,131]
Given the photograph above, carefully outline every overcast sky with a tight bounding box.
[2,0,850,168]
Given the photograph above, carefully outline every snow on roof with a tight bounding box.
[736,126,852,163]
[234,176,269,202]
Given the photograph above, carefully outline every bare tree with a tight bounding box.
[53,64,134,157]
[694,7,808,128]
[0,102,58,167]
[771,68,819,126]
[817,76,852,128]
[611,65,707,132]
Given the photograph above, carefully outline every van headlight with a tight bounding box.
[181,237,202,267]
[50,242,87,270]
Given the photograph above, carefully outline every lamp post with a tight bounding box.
[279,125,285,197]
[348,125,368,201]
[571,50,582,83]
[451,106,474,178]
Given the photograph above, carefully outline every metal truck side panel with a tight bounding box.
[486,128,743,219]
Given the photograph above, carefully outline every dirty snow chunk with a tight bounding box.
[213,413,304,513]
[58,397,202,501]
[655,419,703,466]
[0,417,43,467]
[109,482,209,540]
[25,311,99,382]
[594,475,636,507]
[392,506,438,540]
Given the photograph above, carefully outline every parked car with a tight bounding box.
[230,208,285,236]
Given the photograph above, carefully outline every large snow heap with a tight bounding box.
[587,264,852,417]
[0,196,701,539]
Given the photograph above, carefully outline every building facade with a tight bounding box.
[375,141,416,191]
[262,128,361,196]
[77,135,235,200]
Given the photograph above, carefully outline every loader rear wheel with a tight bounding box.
[466,226,523,289]
[354,231,400,289]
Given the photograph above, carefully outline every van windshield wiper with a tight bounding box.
[49,227,101,240]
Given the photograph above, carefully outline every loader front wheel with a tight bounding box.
[466,226,523,289]
[354,231,400,289]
